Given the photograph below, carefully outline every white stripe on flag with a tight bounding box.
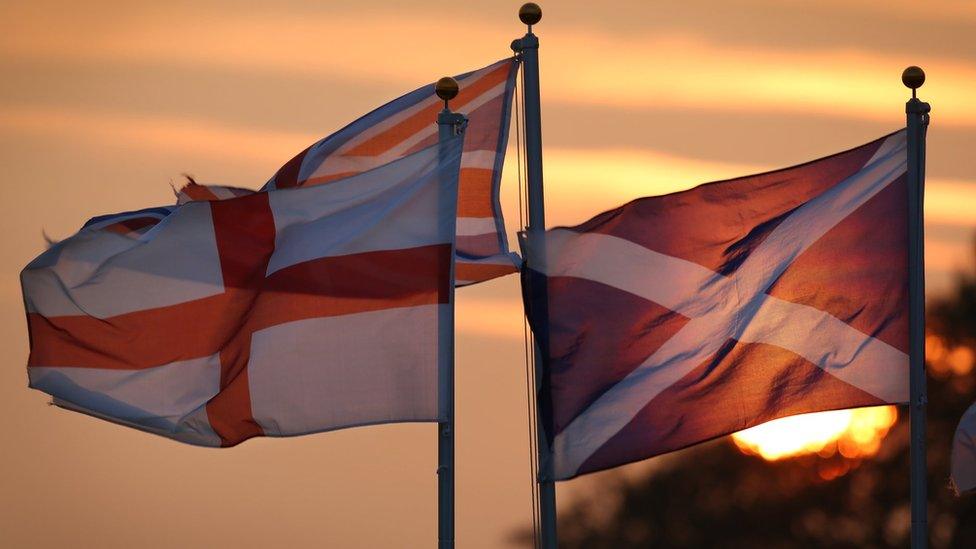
[456,217,501,237]
[55,398,220,447]
[739,294,909,399]
[455,253,521,285]
[460,150,497,171]
[30,353,222,446]
[248,304,444,435]
[23,203,225,318]
[267,142,454,275]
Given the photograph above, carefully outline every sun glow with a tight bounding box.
[731,406,898,463]
[927,334,976,377]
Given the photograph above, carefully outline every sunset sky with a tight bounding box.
[2,1,975,547]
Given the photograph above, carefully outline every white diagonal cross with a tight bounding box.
[529,133,910,479]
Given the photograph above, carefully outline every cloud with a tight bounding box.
[508,146,976,231]
[0,105,315,171]
[926,179,976,228]
[7,101,971,237]
[3,5,974,127]
[539,30,976,127]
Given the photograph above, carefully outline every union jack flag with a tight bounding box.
[179,58,520,286]
[523,131,911,480]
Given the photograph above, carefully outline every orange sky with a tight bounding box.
[2,1,975,547]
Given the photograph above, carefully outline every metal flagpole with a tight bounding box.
[513,4,558,548]
[436,76,465,549]
[903,65,930,549]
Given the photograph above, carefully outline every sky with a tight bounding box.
[1,1,975,547]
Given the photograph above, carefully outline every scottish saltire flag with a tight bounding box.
[952,402,976,494]
[522,131,911,480]
[179,58,520,286]
[22,134,464,447]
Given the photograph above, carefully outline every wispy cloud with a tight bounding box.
[7,102,970,237]
[3,6,974,127]
[540,29,976,127]
[0,106,315,173]
[512,147,976,231]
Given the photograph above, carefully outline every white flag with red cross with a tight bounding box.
[21,134,464,446]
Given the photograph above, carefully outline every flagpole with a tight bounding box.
[513,4,558,548]
[903,65,930,549]
[436,77,465,549]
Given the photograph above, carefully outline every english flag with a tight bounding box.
[952,401,976,494]
[523,131,911,480]
[22,135,464,447]
[179,58,520,286]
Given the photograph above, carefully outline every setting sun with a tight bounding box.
[731,406,899,462]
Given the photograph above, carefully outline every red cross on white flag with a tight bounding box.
[22,135,464,446]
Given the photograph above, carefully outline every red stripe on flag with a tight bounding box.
[27,294,239,370]
[457,168,495,218]
[104,216,160,235]
[456,233,505,257]
[344,63,510,158]
[210,193,277,290]
[180,182,221,202]
[253,244,452,330]
[273,146,311,189]
[205,192,277,445]
[454,261,518,282]
[26,245,449,371]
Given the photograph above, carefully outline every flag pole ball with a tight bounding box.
[902,66,925,89]
[519,3,542,26]
[435,77,459,102]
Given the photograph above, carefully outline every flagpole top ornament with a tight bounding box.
[519,3,542,27]
[902,66,925,91]
[435,76,459,108]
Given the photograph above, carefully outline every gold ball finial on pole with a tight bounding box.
[435,76,459,108]
[519,3,542,26]
[902,66,925,90]
[902,66,925,98]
